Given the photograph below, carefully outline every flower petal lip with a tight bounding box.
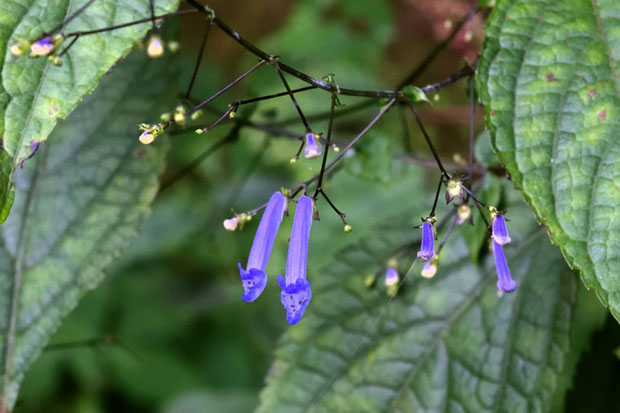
[493,240,516,292]
[417,221,436,261]
[278,195,314,324]
[492,215,511,245]
[278,275,311,325]
[238,191,287,301]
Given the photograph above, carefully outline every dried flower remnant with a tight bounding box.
[238,192,287,302]
[445,177,466,203]
[223,217,238,231]
[421,258,438,278]
[30,36,54,56]
[304,133,322,159]
[417,221,436,261]
[277,195,314,324]
[455,204,473,225]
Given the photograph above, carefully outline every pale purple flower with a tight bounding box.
[30,36,54,56]
[304,133,322,159]
[493,240,515,292]
[492,215,511,245]
[384,266,399,286]
[417,221,435,261]
[238,192,287,302]
[277,195,313,324]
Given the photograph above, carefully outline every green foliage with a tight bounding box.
[0,51,173,409]
[478,0,620,320]
[0,0,180,221]
[257,196,605,412]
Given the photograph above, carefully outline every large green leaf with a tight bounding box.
[477,0,620,319]
[0,51,173,409]
[257,201,605,412]
[0,0,180,221]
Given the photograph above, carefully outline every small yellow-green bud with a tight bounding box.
[190,110,203,120]
[173,111,186,126]
[52,56,62,66]
[160,113,171,122]
[229,111,236,119]
[167,41,180,52]
[344,224,352,233]
[195,129,204,134]
[289,157,298,164]
[364,273,376,288]
[332,145,340,152]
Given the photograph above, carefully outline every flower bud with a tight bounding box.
[344,224,352,233]
[223,217,239,231]
[167,41,180,52]
[455,204,473,225]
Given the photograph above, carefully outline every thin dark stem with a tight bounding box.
[160,128,236,192]
[148,0,157,30]
[429,175,444,217]
[463,186,489,208]
[201,107,234,132]
[398,5,478,88]
[313,94,337,198]
[468,75,475,179]
[186,59,266,116]
[320,190,347,225]
[58,34,80,57]
[406,102,449,177]
[420,64,475,94]
[62,9,197,37]
[272,60,310,130]
[293,139,305,160]
[234,86,316,107]
[475,202,491,230]
[185,21,211,99]
[437,216,458,253]
[45,0,99,36]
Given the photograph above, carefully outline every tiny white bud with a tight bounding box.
[223,217,239,231]
[139,131,155,145]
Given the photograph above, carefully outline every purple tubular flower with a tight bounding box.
[493,240,516,292]
[238,192,287,302]
[30,36,54,56]
[492,215,511,245]
[277,195,313,325]
[417,222,435,261]
[304,133,322,159]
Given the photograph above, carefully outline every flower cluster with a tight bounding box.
[236,192,315,325]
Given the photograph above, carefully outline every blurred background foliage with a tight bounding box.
[13,0,620,412]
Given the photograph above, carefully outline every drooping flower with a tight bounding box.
[147,34,164,58]
[238,192,287,302]
[455,204,473,225]
[417,221,435,261]
[492,214,511,245]
[30,36,54,57]
[493,240,515,292]
[421,258,438,278]
[384,266,399,287]
[277,195,313,324]
[304,133,322,159]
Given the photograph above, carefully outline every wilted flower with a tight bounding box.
[147,34,164,58]
[445,178,466,203]
[277,195,313,324]
[417,221,435,261]
[30,36,54,56]
[238,192,287,302]
[455,204,473,225]
[493,240,515,292]
[304,133,322,159]
[421,258,438,278]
